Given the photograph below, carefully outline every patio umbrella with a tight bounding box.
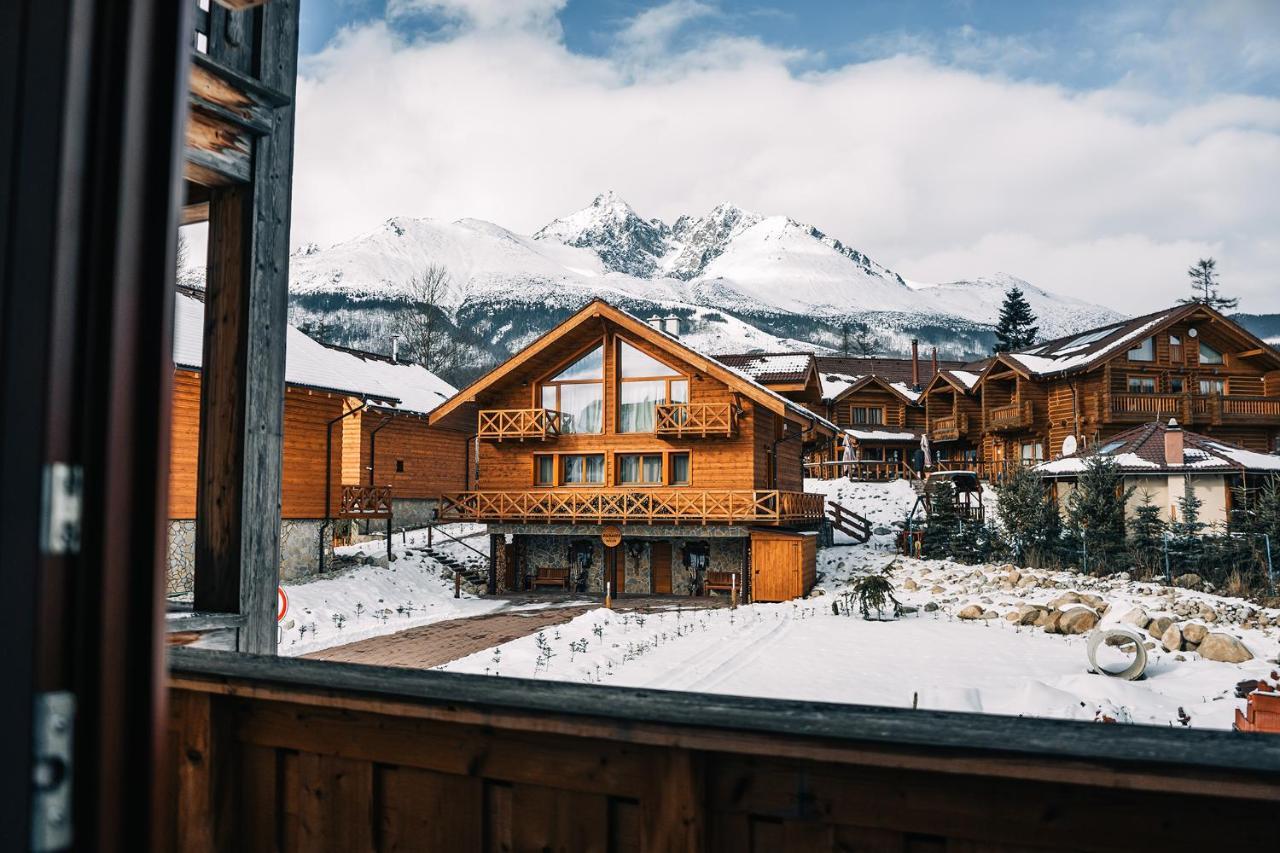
[920,433,932,468]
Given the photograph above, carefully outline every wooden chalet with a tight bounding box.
[10,1,1280,848]
[429,302,835,601]
[167,291,466,592]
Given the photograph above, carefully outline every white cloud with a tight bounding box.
[387,0,566,32]
[281,9,1280,313]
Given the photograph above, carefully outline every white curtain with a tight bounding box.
[620,380,664,433]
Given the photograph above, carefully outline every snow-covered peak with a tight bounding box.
[534,191,669,278]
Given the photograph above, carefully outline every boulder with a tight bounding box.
[930,585,945,594]
[923,602,939,612]
[1006,569,1022,585]
[1049,591,1082,609]
[981,609,1000,620]
[1016,604,1042,626]
[1147,616,1174,639]
[1181,622,1208,645]
[957,604,985,620]
[1120,606,1150,629]
[997,563,1018,574]
[1173,573,1202,589]
[1197,633,1253,664]
[902,578,919,591]
[1041,610,1067,634]
[1160,623,1183,652]
[1080,593,1106,610]
[1198,605,1218,623]
[1059,608,1099,635]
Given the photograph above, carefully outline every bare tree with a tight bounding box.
[396,264,462,376]
[849,321,877,357]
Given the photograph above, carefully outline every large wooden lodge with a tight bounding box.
[428,301,836,602]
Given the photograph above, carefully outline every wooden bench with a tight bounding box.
[531,567,571,590]
[703,571,738,595]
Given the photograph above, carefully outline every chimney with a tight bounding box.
[911,339,920,390]
[391,334,400,364]
[931,346,938,378]
[664,315,680,337]
[1164,418,1184,466]
[647,315,664,331]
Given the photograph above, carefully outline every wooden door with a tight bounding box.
[751,535,801,602]
[606,546,623,594]
[651,542,672,594]
[502,542,517,591]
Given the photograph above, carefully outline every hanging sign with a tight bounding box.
[601,525,622,548]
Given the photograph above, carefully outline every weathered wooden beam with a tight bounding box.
[1238,347,1266,357]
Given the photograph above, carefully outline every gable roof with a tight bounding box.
[816,354,962,389]
[921,358,991,395]
[428,300,838,435]
[1037,421,1280,476]
[828,374,922,406]
[715,352,816,385]
[173,292,456,416]
[1002,303,1280,379]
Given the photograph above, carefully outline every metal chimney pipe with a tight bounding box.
[391,334,400,364]
[911,339,920,389]
[931,346,938,377]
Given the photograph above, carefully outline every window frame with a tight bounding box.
[613,449,693,487]
[1126,375,1157,394]
[1198,340,1224,365]
[536,340,606,435]
[849,405,885,425]
[1199,378,1226,396]
[1127,336,1155,362]
[615,337,691,434]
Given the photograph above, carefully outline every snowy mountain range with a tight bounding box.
[287,192,1126,383]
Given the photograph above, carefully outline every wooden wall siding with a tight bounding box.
[473,322,798,492]
[833,389,905,429]
[169,369,364,520]
[749,530,816,602]
[363,416,468,498]
[166,652,1280,852]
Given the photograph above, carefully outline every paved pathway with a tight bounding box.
[305,595,723,669]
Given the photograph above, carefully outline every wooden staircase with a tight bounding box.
[826,500,872,544]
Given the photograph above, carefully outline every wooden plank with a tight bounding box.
[379,765,483,852]
[296,752,374,852]
[239,744,281,852]
[483,781,513,853]
[511,784,609,853]
[642,749,703,853]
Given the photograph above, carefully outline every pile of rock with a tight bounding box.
[1119,605,1253,662]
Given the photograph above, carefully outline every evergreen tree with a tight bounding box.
[1168,477,1206,573]
[995,464,1060,566]
[993,286,1039,353]
[1128,490,1166,577]
[920,479,960,560]
[1177,257,1238,311]
[1064,455,1132,574]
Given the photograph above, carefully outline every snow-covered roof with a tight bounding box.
[1036,421,1280,476]
[819,372,861,400]
[715,352,814,384]
[845,428,919,442]
[1003,306,1195,378]
[888,382,922,403]
[172,292,456,416]
[949,370,981,390]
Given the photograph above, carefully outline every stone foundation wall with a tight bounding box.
[515,534,747,596]
[391,497,439,528]
[166,517,333,596]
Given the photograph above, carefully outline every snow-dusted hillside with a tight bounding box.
[284,192,1126,383]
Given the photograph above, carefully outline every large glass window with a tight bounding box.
[561,454,604,484]
[617,453,664,485]
[1127,336,1154,361]
[618,340,686,433]
[541,345,603,434]
[850,406,884,425]
[1199,341,1223,364]
[1200,378,1225,395]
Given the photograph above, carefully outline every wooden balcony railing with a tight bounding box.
[804,460,918,481]
[987,400,1033,432]
[654,402,735,438]
[929,413,967,442]
[1107,393,1280,425]
[1220,395,1280,422]
[438,489,825,525]
[339,485,392,519]
[1108,393,1183,419]
[477,408,562,441]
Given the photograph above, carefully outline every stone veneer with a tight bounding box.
[166,517,333,596]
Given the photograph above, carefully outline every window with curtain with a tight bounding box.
[561,454,604,484]
[534,455,555,486]
[1199,341,1223,364]
[850,406,884,425]
[618,340,687,433]
[541,345,603,434]
[670,452,690,484]
[617,453,664,485]
[1200,378,1225,395]
[1127,376,1156,393]
[1127,336,1154,361]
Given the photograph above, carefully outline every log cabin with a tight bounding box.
[167,290,466,592]
[428,300,836,601]
[1037,420,1280,526]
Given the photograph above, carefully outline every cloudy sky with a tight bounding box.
[278,0,1280,313]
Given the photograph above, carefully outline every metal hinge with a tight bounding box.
[31,691,75,851]
[40,463,83,555]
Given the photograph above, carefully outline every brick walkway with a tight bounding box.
[305,595,724,669]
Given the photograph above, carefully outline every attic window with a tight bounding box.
[1199,341,1223,365]
[541,344,604,434]
[1098,440,1125,455]
[1127,336,1154,361]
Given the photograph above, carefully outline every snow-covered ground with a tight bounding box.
[436,481,1280,730]
[278,524,505,656]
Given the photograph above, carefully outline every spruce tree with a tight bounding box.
[1064,455,1131,574]
[920,479,960,560]
[1128,490,1166,578]
[1177,257,1238,311]
[1168,477,1206,573]
[995,464,1060,566]
[993,286,1039,353]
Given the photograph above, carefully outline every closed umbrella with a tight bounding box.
[920,433,932,468]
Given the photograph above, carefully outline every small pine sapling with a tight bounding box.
[851,572,902,621]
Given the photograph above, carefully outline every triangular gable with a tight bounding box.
[429,300,836,435]
[829,374,919,407]
[920,369,975,396]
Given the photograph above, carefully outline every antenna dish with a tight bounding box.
[1062,435,1078,457]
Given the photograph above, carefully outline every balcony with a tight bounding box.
[477,408,561,441]
[987,400,1033,432]
[654,402,735,438]
[339,484,392,518]
[929,413,968,442]
[1106,394,1280,426]
[438,489,825,525]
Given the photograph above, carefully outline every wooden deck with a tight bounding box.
[438,489,825,524]
[166,648,1280,851]
[928,413,967,442]
[1105,393,1280,426]
[986,400,1034,432]
[338,484,393,519]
